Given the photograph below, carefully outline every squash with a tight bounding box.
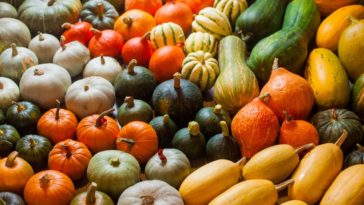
[61,21,94,46]
[181,50,219,92]
[65,76,115,118]
[124,0,162,15]
[18,0,82,36]
[281,201,308,205]
[24,170,75,205]
[149,115,178,148]
[80,0,118,30]
[0,18,31,54]
[83,55,122,83]
[145,148,191,188]
[0,77,19,110]
[288,130,347,205]
[0,124,20,157]
[0,44,38,83]
[87,150,141,199]
[19,64,72,110]
[352,73,364,121]
[214,0,248,25]
[0,2,17,18]
[315,0,360,16]
[213,35,259,114]
[88,29,124,58]
[6,101,41,134]
[316,5,364,51]
[179,158,246,205]
[0,0,23,9]
[304,48,351,109]
[0,151,34,194]
[121,33,155,68]
[0,192,25,205]
[70,182,114,205]
[15,135,52,168]
[117,96,153,126]
[0,109,4,124]
[104,0,124,12]
[48,139,92,181]
[117,180,184,205]
[184,32,218,57]
[28,33,60,64]
[345,144,364,168]
[150,22,185,49]
[116,121,159,164]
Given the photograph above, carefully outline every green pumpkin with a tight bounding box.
[15,134,52,168]
[149,115,178,148]
[311,109,363,153]
[0,18,31,54]
[117,96,153,126]
[172,121,206,159]
[195,104,232,140]
[80,0,119,30]
[0,109,5,124]
[70,182,114,205]
[6,101,41,134]
[344,144,364,168]
[0,124,20,157]
[0,2,17,18]
[205,121,241,162]
[0,192,25,205]
[87,150,141,200]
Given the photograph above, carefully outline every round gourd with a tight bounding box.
[352,73,364,121]
[81,0,118,30]
[0,2,17,18]
[150,22,185,49]
[70,182,114,205]
[117,96,153,126]
[145,148,191,188]
[0,18,31,54]
[28,33,61,64]
[83,55,122,83]
[149,114,178,148]
[344,144,364,168]
[184,32,218,57]
[19,64,72,110]
[0,77,19,110]
[0,124,20,157]
[61,21,94,45]
[88,29,124,58]
[0,192,25,205]
[214,0,248,25]
[6,101,41,134]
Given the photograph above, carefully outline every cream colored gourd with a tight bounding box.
[0,77,19,110]
[28,33,60,63]
[184,32,218,56]
[117,180,184,205]
[150,23,185,49]
[214,0,248,25]
[83,55,122,83]
[281,200,308,205]
[19,64,72,109]
[65,76,115,118]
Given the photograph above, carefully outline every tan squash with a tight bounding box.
[281,200,308,205]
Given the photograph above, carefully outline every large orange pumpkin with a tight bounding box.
[48,139,92,181]
[116,121,158,164]
[61,22,94,46]
[315,0,360,16]
[77,108,119,154]
[124,0,163,15]
[24,170,75,205]
[88,29,124,58]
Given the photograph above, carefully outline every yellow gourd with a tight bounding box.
[282,200,308,205]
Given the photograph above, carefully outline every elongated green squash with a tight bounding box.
[213,35,259,114]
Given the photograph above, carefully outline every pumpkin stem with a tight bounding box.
[34,69,44,76]
[241,32,253,42]
[176,35,185,48]
[220,121,230,137]
[332,109,337,120]
[275,179,294,192]
[38,32,45,41]
[127,59,138,74]
[0,198,5,205]
[283,111,293,122]
[236,157,247,166]
[12,101,25,112]
[29,137,37,149]
[259,93,270,104]
[110,157,120,167]
[118,138,135,146]
[55,100,61,120]
[95,108,115,127]
[356,143,364,151]
[348,15,359,24]
[60,35,66,50]
[272,58,279,70]
[295,143,315,154]
[40,174,51,188]
[158,149,167,164]
[100,55,105,65]
[61,144,72,158]
[142,32,151,41]
[173,73,182,89]
[162,114,170,125]
[61,22,72,30]
[48,0,56,6]
[123,16,133,27]
[86,182,97,204]
[11,43,18,57]
[140,196,154,205]
[213,104,222,115]
[5,151,18,167]
[84,85,90,91]
[91,28,102,36]
[125,96,135,108]
[97,2,104,19]
[188,121,200,136]
[335,129,348,148]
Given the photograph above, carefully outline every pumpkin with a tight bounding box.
[352,73,364,121]
[0,77,19,110]
[124,0,162,15]
[88,29,124,58]
[24,170,75,205]
[28,33,60,64]
[83,55,122,83]
[315,0,360,16]
[70,182,114,205]
[231,95,280,158]
[117,96,153,126]
[150,22,185,49]
[114,59,157,101]
[116,121,158,164]
[0,151,34,194]
[81,0,118,30]
[145,149,191,189]
[0,2,17,18]
[311,109,363,153]
[61,21,94,45]
[6,101,41,134]
[214,0,248,25]
[48,139,92,181]
[345,144,364,168]
[15,135,52,168]
[65,76,115,118]
[114,9,156,42]
[0,124,20,157]
[0,18,31,54]
[19,64,72,110]
[0,192,25,205]
[77,108,119,153]
[0,44,39,83]
[0,0,23,9]
[117,180,184,205]
[121,33,155,68]
[184,31,218,57]
[149,114,178,148]
[87,150,141,199]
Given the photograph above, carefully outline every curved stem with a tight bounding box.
[0,198,5,205]
[220,121,230,137]
[349,15,359,24]
[140,196,154,205]
[48,0,56,6]
[188,121,200,136]
[335,129,348,148]
[356,143,364,151]
[236,157,247,166]
[173,73,182,89]
[275,179,294,192]
[272,58,279,70]
[11,43,18,57]
[283,111,293,122]
[55,100,61,120]
[40,174,50,189]
[95,108,115,127]
[158,149,167,164]
[142,32,151,41]
[38,32,44,41]
[97,2,104,19]
[213,104,222,115]
[123,16,133,27]
[91,28,102,36]
[100,55,105,65]
[60,35,66,50]
[162,114,169,125]
[61,144,72,158]
[295,143,315,154]
[127,59,137,74]
[29,138,37,149]
[125,96,134,108]
[259,93,270,105]
[86,182,97,204]
[5,151,18,167]
[61,22,72,30]
[332,109,337,120]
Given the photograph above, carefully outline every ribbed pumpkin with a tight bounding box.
[121,33,155,68]
[214,0,248,25]
[0,77,19,110]
[150,22,185,49]
[88,29,124,58]
[83,55,122,84]
[184,31,218,56]
[70,182,114,205]
[345,144,364,168]
[6,101,41,134]
[0,18,31,54]
[61,21,94,45]
[0,192,25,205]
[28,33,61,64]
[124,0,162,15]
[315,0,360,16]
[149,115,178,148]
[80,0,118,30]
[15,135,52,168]
[0,124,20,157]
[117,96,153,126]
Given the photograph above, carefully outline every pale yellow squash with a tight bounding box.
[282,200,308,205]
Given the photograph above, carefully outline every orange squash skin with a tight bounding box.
[125,0,163,15]
[315,0,360,16]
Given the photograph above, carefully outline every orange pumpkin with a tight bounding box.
[177,0,214,14]
[121,33,155,67]
[116,121,158,164]
[0,151,34,194]
[88,29,124,58]
[315,0,360,16]
[24,170,75,205]
[77,108,119,154]
[125,0,163,15]
[37,100,78,144]
[61,22,94,45]
[48,139,92,181]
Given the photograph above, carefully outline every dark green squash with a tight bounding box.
[6,101,41,135]
[195,104,232,140]
[15,134,52,168]
[70,182,114,205]
[344,144,364,168]
[152,74,203,127]
[117,96,153,126]
[0,192,25,205]
[0,109,4,124]
[206,121,241,162]
[0,124,20,157]
[149,114,178,148]
[80,0,119,30]
[311,109,363,153]
[172,121,206,159]
[352,73,364,122]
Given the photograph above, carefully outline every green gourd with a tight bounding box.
[117,96,153,126]
[0,124,20,157]
[149,115,178,148]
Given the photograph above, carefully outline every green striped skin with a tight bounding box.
[6,101,41,135]
[352,74,364,121]
[214,0,248,25]
[184,32,218,56]
[150,22,185,49]
[213,35,259,114]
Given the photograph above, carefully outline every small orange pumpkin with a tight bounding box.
[24,170,75,205]
[88,29,124,58]
[124,0,163,15]
[48,139,92,181]
[121,33,155,67]
[61,22,94,45]
[116,121,158,164]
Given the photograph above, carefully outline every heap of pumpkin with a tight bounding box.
[1,0,364,204]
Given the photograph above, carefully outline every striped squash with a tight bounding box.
[192,7,232,39]
[184,32,218,56]
[150,22,185,49]
[181,50,219,92]
[214,0,248,25]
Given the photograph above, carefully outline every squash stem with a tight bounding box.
[55,100,61,120]
[123,16,133,27]
[348,15,359,24]
[61,144,72,158]
[142,32,151,41]
[61,22,72,30]
[282,111,293,122]
[127,59,138,74]
[38,32,45,41]
[0,198,5,205]
[48,0,56,6]
[275,179,294,192]
[5,151,18,167]
[188,121,200,136]
[91,28,102,36]
[259,93,270,104]
[356,143,364,151]
[213,104,222,115]
[11,43,18,57]
[140,196,154,205]
[158,149,167,164]
[86,182,97,204]
[176,35,185,48]
[12,101,25,112]
[332,109,337,120]
[95,108,115,127]
[60,36,66,50]
[236,157,247,166]
[335,129,348,148]
[100,55,105,65]
[220,121,230,137]
[84,85,90,92]
[162,114,170,125]
[29,138,37,149]
[34,69,44,76]
[110,157,120,167]
[272,58,279,70]
[125,96,134,108]
[40,174,50,188]
[97,2,104,19]
[295,143,315,154]
[173,73,182,89]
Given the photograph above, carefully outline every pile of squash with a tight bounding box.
[1,0,364,204]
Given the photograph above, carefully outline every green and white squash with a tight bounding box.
[214,0,248,25]
[184,32,218,57]
[0,77,19,110]
[28,33,61,64]
[83,55,122,84]
[181,50,219,92]
[0,124,20,157]
[0,18,31,54]
[192,7,232,40]
[80,0,119,30]
[0,2,17,18]
[150,22,185,49]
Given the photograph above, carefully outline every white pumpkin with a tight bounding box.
[117,180,184,205]
[53,40,90,77]
[83,55,122,83]
[28,32,61,64]
[19,63,72,109]
[65,76,115,118]
[0,77,19,110]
